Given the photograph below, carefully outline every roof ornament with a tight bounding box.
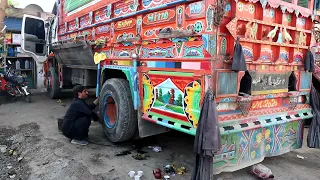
[260,0,268,9]
[280,5,286,14]
[295,10,300,17]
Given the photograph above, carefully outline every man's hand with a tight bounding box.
[93,96,99,105]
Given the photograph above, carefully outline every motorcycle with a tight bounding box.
[0,60,32,103]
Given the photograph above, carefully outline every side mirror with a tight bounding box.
[45,22,50,28]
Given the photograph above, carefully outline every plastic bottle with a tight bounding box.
[251,164,274,179]
[25,60,29,69]
[15,60,20,70]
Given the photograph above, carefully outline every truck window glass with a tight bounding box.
[25,17,45,40]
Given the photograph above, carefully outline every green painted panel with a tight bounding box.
[64,0,93,13]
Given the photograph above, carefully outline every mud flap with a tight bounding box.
[137,110,170,138]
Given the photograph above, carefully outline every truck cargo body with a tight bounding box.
[21,0,316,174]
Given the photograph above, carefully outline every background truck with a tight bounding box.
[21,0,316,174]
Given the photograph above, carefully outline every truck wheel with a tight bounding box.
[99,78,137,143]
[47,67,61,99]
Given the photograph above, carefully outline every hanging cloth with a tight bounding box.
[192,89,221,180]
[231,38,247,72]
[304,49,315,72]
[307,86,320,148]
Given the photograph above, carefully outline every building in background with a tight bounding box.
[4,4,54,89]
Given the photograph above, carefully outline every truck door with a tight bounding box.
[21,15,46,56]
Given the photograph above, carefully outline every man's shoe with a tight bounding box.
[71,139,89,146]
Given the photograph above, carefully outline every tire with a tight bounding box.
[47,67,61,99]
[99,78,137,143]
[25,95,31,103]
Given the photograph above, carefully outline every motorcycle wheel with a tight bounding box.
[25,95,31,103]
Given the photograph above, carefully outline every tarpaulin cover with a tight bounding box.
[192,90,221,180]
[231,39,247,72]
[305,49,315,72]
[307,86,320,148]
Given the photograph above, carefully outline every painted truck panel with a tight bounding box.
[53,0,316,174]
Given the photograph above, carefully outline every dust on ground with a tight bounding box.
[0,93,320,180]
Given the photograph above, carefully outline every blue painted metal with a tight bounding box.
[133,58,138,110]
[96,63,101,97]
[217,72,238,95]
[101,65,140,110]
[300,71,312,89]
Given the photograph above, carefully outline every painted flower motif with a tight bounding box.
[238,2,244,11]
[286,14,292,23]
[251,151,256,159]
[266,144,271,151]
[269,9,275,18]
[248,4,255,14]
[225,3,231,12]
[265,129,271,139]
[256,133,262,144]
[194,22,203,33]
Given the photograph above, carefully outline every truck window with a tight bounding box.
[23,17,46,56]
[25,17,45,40]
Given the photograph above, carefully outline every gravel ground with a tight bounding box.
[0,93,320,180]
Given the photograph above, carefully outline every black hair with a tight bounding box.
[73,85,85,98]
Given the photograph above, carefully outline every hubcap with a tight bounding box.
[104,95,117,128]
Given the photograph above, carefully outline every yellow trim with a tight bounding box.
[252,89,288,95]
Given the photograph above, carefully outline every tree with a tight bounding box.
[176,94,183,106]
[158,88,163,102]
[4,0,19,18]
[0,0,8,30]
[169,89,175,104]
[7,0,18,7]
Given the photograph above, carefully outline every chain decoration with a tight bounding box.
[312,21,320,43]
[213,0,227,26]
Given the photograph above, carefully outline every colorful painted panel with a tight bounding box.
[217,72,238,95]
[142,8,177,39]
[142,8,176,26]
[94,24,111,42]
[250,71,291,95]
[141,0,179,10]
[68,19,79,32]
[141,43,177,58]
[142,72,202,131]
[113,46,136,58]
[79,12,93,28]
[94,5,112,24]
[214,120,304,174]
[185,1,206,20]
[182,41,205,58]
[113,18,137,42]
[113,0,139,18]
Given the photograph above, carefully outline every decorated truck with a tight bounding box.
[21,0,315,174]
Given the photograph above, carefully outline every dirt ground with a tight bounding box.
[1,93,320,180]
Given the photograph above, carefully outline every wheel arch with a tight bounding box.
[100,67,136,105]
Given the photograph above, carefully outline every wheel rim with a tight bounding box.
[104,94,117,128]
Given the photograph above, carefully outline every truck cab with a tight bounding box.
[21,14,97,97]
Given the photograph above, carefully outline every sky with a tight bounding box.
[15,0,56,13]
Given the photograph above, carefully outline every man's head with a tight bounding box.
[73,85,88,99]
